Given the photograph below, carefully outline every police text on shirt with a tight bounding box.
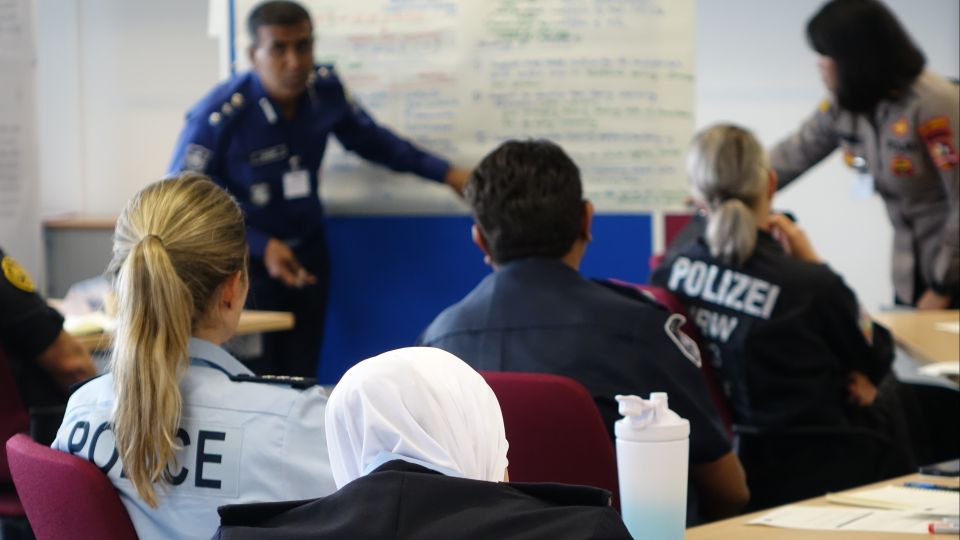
[666,256,781,343]
[64,417,241,497]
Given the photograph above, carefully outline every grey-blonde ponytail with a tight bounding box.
[106,173,246,507]
[686,124,770,265]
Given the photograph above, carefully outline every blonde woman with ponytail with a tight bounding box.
[52,173,335,539]
[651,124,914,503]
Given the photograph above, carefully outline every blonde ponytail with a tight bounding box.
[706,198,758,265]
[107,173,246,507]
[686,124,770,265]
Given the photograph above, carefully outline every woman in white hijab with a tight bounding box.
[215,347,631,540]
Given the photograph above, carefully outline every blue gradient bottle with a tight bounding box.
[615,393,690,540]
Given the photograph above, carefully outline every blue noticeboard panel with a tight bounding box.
[316,213,652,384]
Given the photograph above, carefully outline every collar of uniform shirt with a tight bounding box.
[187,337,253,377]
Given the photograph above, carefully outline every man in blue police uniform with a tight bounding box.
[418,140,750,524]
[169,1,469,377]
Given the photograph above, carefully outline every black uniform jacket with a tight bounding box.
[215,460,632,540]
[0,247,66,408]
[651,231,893,429]
[419,258,731,464]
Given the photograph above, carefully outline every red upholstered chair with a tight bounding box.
[6,433,137,540]
[0,346,28,524]
[480,371,620,510]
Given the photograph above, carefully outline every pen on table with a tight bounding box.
[928,520,959,535]
[903,481,960,492]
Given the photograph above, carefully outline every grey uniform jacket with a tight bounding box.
[770,70,959,303]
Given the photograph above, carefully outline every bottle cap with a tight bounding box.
[614,393,690,442]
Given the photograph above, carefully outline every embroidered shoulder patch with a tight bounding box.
[184,143,212,172]
[890,155,915,176]
[664,313,702,368]
[2,255,36,292]
[918,116,958,170]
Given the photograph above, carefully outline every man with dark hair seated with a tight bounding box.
[418,140,749,523]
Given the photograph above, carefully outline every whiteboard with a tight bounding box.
[230,0,694,214]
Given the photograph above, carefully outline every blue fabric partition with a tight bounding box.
[318,213,652,384]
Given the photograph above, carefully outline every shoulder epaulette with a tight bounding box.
[590,279,667,311]
[229,373,318,390]
[188,74,255,129]
[312,64,340,86]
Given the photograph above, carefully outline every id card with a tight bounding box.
[282,169,310,199]
[850,171,874,200]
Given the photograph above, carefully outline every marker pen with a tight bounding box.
[903,481,960,492]
[928,520,959,535]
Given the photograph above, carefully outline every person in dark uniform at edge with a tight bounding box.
[418,140,749,524]
[651,124,915,506]
[0,246,96,443]
[168,0,471,378]
[665,1,959,309]
[215,347,633,540]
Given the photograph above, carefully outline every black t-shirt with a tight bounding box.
[650,232,893,429]
[419,257,731,466]
[0,247,67,407]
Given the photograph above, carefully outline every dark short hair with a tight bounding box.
[248,1,312,44]
[806,0,924,113]
[466,140,584,264]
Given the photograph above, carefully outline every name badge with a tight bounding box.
[282,170,310,199]
[850,171,874,200]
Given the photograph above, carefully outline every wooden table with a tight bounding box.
[687,472,960,539]
[872,310,960,365]
[68,310,295,351]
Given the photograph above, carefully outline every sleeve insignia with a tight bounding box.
[918,116,958,170]
[664,313,702,367]
[2,255,36,293]
[184,143,212,172]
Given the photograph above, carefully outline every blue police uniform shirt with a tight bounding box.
[418,257,731,465]
[168,65,451,259]
[51,338,336,540]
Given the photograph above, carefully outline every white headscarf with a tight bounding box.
[325,347,509,488]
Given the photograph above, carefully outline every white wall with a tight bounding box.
[33,0,959,309]
[35,0,219,216]
[696,0,959,311]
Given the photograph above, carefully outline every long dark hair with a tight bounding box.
[807,0,925,113]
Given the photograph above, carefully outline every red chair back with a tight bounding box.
[480,371,620,510]
[6,433,137,540]
[0,346,28,488]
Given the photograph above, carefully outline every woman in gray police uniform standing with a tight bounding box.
[771,0,959,309]
[52,174,335,539]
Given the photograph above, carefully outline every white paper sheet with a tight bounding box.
[935,321,960,334]
[826,485,960,516]
[748,505,935,534]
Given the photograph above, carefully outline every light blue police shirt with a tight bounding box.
[51,338,336,540]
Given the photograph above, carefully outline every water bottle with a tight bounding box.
[615,393,690,540]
